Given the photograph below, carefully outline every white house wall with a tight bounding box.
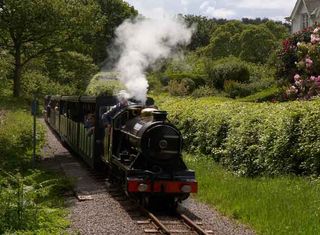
[292,3,310,33]
[291,1,320,33]
[292,17,301,33]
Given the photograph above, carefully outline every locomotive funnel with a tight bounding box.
[152,111,167,121]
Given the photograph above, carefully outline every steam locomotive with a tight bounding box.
[45,95,197,205]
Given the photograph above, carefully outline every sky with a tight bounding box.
[125,0,297,22]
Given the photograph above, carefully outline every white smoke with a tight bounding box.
[113,16,194,103]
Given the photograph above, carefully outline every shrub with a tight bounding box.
[165,72,206,87]
[155,95,320,177]
[240,86,283,102]
[167,78,195,96]
[276,25,320,99]
[224,80,252,98]
[85,72,125,96]
[206,57,250,89]
[192,85,217,97]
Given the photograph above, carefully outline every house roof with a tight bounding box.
[311,7,320,18]
[290,0,320,19]
[305,0,320,14]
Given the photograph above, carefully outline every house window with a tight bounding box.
[302,13,309,29]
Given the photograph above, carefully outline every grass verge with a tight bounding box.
[185,154,320,235]
[0,96,71,234]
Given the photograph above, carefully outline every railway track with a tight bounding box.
[138,206,213,235]
[106,181,213,235]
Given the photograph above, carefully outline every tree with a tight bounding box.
[0,0,103,97]
[239,25,276,64]
[263,21,289,40]
[92,0,138,65]
[204,21,244,59]
[182,15,217,50]
[45,51,98,93]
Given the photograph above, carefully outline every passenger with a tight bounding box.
[46,101,51,118]
[84,113,95,136]
[102,92,129,130]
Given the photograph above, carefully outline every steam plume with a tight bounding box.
[113,16,194,103]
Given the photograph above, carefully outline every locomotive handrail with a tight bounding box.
[119,130,141,139]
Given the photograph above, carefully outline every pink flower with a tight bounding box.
[306,58,313,63]
[311,34,320,43]
[310,76,316,81]
[286,86,298,95]
[306,57,313,68]
[294,74,301,81]
[314,27,320,33]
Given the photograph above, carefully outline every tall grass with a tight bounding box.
[186,155,320,235]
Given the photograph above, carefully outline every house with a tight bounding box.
[289,0,320,33]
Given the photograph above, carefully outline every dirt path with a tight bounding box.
[40,119,255,235]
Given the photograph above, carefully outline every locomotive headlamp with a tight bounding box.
[138,183,148,192]
[159,139,168,149]
[181,185,192,193]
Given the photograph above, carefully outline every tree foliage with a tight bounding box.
[92,0,138,64]
[0,0,103,96]
[182,15,217,50]
[239,25,277,63]
[203,20,287,64]
[204,21,244,59]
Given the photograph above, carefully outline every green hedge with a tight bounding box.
[165,73,207,87]
[205,57,250,89]
[156,95,320,176]
[85,72,125,96]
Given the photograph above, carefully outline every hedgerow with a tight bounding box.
[156,95,320,176]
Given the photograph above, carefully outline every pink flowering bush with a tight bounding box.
[277,25,320,99]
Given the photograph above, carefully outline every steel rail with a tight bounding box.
[177,212,210,235]
[139,206,171,234]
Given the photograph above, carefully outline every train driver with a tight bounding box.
[101,91,129,130]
